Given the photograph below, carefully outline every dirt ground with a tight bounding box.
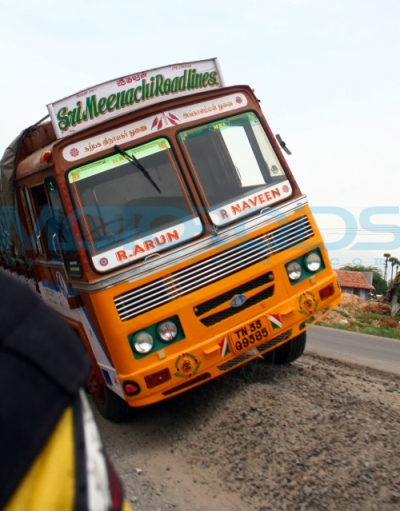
[93,352,400,511]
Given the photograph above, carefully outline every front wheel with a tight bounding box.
[263,331,306,365]
[91,383,135,423]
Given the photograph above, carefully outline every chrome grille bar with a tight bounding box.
[115,280,172,319]
[114,217,313,320]
[172,239,270,294]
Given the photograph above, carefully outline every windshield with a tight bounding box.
[68,138,202,272]
[178,112,292,226]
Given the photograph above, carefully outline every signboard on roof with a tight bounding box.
[47,58,224,140]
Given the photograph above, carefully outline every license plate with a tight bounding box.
[229,316,269,354]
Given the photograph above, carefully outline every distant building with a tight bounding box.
[334,270,375,300]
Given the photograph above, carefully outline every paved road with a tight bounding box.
[306,325,400,376]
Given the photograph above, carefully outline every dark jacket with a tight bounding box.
[0,271,129,511]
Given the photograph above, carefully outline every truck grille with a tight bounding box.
[114,216,313,321]
[194,272,273,317]
[199,285,275,327]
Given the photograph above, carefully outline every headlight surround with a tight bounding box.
[305,252,322,272]
[128,315,185,359]
[287,261,302,280]
[133,331,154,354]
[157,320,178,342]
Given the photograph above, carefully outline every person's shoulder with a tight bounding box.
[0,270,90,392]
[0,271,40,306]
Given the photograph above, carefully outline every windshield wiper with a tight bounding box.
[114,144,161,194]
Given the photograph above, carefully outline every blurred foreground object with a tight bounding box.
[0,271,132,511]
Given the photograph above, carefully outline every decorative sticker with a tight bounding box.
[209,180,293,226]
[174,352,201,379]
[92,217,202,272]
[298,291,319,316]
[150,112,180,131]
[219,337,231,358]
[62,93,247,162]
[268,314,283,330]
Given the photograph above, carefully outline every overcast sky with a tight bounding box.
[1,0,399,276]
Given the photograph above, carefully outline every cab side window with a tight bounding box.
[45,178,82,277]
[28,183,62,261]
[20,179,82,277]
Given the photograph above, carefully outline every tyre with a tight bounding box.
[263,331,306,365]
[91,384,135,423]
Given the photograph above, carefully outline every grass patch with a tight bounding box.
[325,322,351,332]
[356,312,385,322]
[336,310,351,318]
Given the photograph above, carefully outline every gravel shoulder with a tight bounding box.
[93,352,400,511]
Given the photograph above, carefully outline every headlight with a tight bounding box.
[305,252,321,272]
[157,321,178,342]
[287,261,302,280]
[133,332,154,354]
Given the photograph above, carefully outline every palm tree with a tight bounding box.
[389,256,397,282]
[392,257,400,279]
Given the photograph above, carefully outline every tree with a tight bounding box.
[339,265,387,295]
[390,257,400,279]
[388,257,399,282]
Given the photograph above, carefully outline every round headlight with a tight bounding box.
[287,261,302,280]
[157,321,178,342]
[133,332,154,354]
[305,252,321,272]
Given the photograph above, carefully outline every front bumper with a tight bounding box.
[120,273,342,407]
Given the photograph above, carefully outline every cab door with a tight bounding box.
[20,177,82,311]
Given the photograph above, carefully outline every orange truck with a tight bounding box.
[0,58,341,421]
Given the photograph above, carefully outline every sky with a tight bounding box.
[1,0,399,278]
